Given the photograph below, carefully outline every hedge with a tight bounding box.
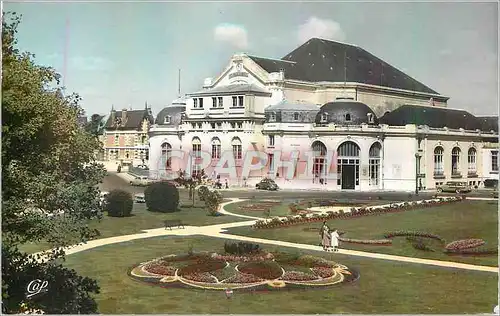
[144,181,180,213]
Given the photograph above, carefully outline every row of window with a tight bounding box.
[433,147,498,175]
[113,134,147,145]
[193,96,245,109]
[190,121,244,130]
[268,112,375,123]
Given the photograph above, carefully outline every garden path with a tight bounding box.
[34,198,498,273]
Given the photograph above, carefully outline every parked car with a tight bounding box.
[255,178,279,191]
[134,193,146,203]
[130,176,151,186]
[436,181,471,194]
[137,164,149,170]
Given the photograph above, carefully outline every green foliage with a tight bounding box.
[144,181,180,213]
[197,185,209,201]
[84,114,105,136]
[2,12,104,313]
[224,242,260,255]
[105,190,133,217]
[201,189,223,216]
[174,169,209,206]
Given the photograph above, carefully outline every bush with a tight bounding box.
[105,189,133,217]
[144,181,180,213]
[202,189,223,216]
[197,185,209,201]
[224,242,260,255]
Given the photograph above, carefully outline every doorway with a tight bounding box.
[341,165,355,189]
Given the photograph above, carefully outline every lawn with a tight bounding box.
[225,200,499,266]
[63,236,497,314]
[19,198,242,254]
[224,199,399,218]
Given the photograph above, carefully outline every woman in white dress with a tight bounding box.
[330,229,340,252]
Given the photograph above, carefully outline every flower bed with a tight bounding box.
[237,261,283,280]
[177,259,226,276]
[445,239,485,250]
[144,263,177,276]
[211,252,274,262]
[183,272,217,283]
[444,247,498,255]
[311,267,335,278]
[384,231,444,242]
[295,255,336,268]
[281,271,319,281]
[339,237,392,245]
[251,197,463,229]
[222,272,264,284]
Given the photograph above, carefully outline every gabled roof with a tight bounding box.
[249,38,439,95]
[379,105,483,130]
[104,108,154,130]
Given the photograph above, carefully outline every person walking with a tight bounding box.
[320,221,331,251]
[330,228,340,252]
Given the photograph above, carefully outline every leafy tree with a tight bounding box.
[2,12,105,314]
[105,190,133,217]
[174,169,210,206]
[85,114,104,137]
[200,189,223,216]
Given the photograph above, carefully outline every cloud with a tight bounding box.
[297,16,345,43]
[214,23,248,49]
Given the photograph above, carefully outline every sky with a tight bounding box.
[4,1,498,117]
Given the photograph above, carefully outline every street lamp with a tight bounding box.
[415,152,422,195]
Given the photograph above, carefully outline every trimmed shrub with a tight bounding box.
[197,185,210,201]
[224,242,260,255]
[144,181,180,213]
[105,189,133,217]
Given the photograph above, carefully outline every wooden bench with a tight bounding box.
[164,220,185,230]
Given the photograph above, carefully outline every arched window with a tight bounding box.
[369,142,381,186]
[345,113,351,121]
[337,141,360,157]
[269,112,276,122]
[311,141,328,184]
[232,137,242,160]
[164,116,171,124]
[161,142,172,169]
[434,147,444,175]
[293,112,299,121]
[467,147,476,174]
[211,137,221,159]
[451,147,461,175]
[192,137,201,158]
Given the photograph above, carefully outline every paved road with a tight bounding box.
[100,173,498,201]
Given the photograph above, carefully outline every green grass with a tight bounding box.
[18,198,243,254]
[226,200,499,266]
[63,236,497,314]
[224,199,399,218]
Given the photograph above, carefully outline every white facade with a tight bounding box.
[148,52,497,191]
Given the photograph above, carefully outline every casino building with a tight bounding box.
[148,38,498,191]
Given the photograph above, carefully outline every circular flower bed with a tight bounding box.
[129,251,358,291]
[445,239,485,250]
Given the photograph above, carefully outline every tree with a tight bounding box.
[144,181,180,213]
[2,12,105,313]
[105,190,133,217]
[201,189,224,216]
[174,169,211,206]
[84,114,104,137]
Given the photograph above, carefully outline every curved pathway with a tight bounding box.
[35,198,498,273]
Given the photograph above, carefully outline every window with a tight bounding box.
[197,123,202,129]
[218,97,223,107]
[232,96,237,107]
[451,147,461,174]
[194,98,198,108]
[268,153,274,172]
[141,135,147,144]
[293,112,299,121]
[320,112,328,123]
[161,142,172,169]
[345,113,351,121]
[232,137,242,160]
[210,123,216,129]
[198,98,204,108]
[212,97,217,108]
[216,122,222,129]
[269,112,276,122]
[312,141,328,185]
[164,116,171,124]
[238,96,244,107]
[468,148,477,174]
[114,134,119,144]
[369,143,381,186]
[230,122,236,129]
[434,147,444,175]
[268,135,275,146]
[237,122,242,129]
[191,123,196,129]
[211,138,221,159]
[192,137,201,158]
[367,113,374,123]
[492,151,498,172]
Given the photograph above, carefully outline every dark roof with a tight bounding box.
[77,116,88,126]
[189,83,272,96]
[249,38,438,95]
[104,108,154,130]
[378,105,484,130]
[315,98,379,125]
[477,116,498,133]
[155,105,185,126]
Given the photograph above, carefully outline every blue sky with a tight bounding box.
[4,1,498,116]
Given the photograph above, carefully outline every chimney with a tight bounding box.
[121,108,127,121]
[110,105,116,123]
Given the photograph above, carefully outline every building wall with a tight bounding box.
[481,145,499,182]
[382,136,417,191]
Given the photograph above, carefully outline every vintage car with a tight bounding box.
[130,176,152,186]
[134,193,146,203]
[436,181,471,194]
[255,178,279,191]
